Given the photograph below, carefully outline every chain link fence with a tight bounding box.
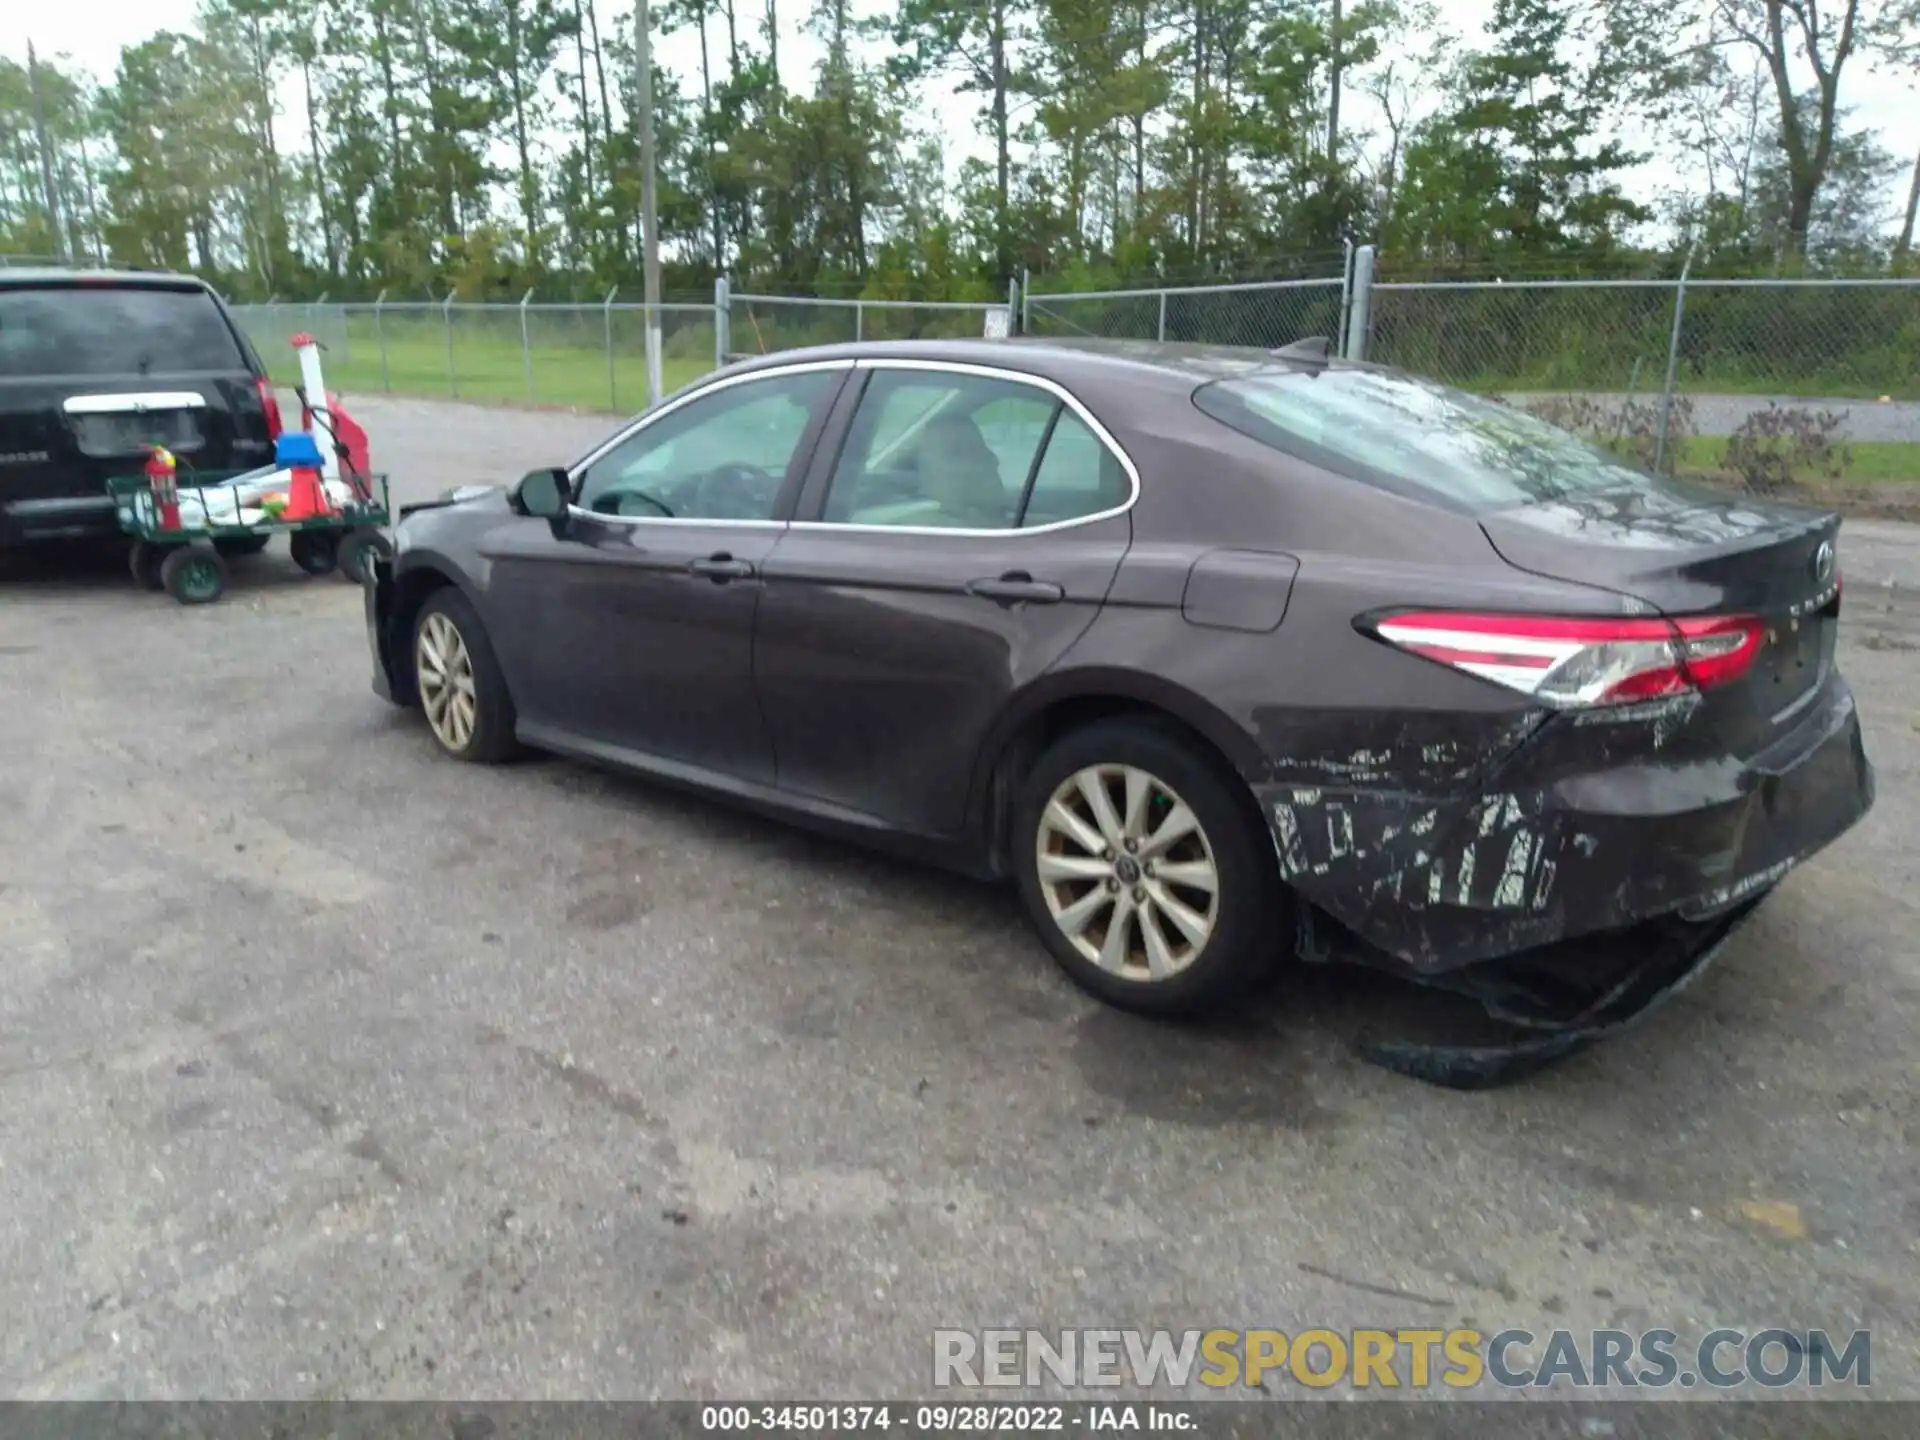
[724,293,1004,359]
[231,299,721,412]
[1023,278,1349,352]
[227,266,1919,490]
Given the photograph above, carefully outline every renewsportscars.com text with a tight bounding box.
[932,1327,1872,1392]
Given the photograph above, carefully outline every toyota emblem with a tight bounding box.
[1811,541,1835,586]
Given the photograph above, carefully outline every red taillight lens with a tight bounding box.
[1365,610,1765,708]
[257,377,283,440]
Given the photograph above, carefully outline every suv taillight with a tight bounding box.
[257,377,283,440]
[1361,611,1765,708]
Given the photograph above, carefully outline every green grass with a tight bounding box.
[1672,438,1920,485]
[258,330,716,414]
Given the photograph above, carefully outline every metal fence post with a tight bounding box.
[1006,276,1019,337]
[1654,253,1695,476]
[374,289,389,392]
[1019,269,1030,335]
[1020,270,1031,334]
[1338,238,1355,355]
[714,276,730,370]
[443,292,458,399]
[606,288,619,410]
[1157,290,1168,342]
[520,287,535,402]
[1344,245,1376,361]
[855,301,864,343]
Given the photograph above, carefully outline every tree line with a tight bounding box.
[2,0,1916,305]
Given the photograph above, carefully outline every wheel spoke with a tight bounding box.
[1137,901,1179,979]
[1140,802,1199,858]
[1121,766,1153,842]
[1053,884,1112,938]
[1037,852,1114,884]
[1152,858,1218,895]
[424,681,451,725]
[1096,891,1136,972]
[1146,881,1213,948]
[1043,798,1108,858]
[419,632,445,677]
[451,693,475,746]
[1076,769,1126,849]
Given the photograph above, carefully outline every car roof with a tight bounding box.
[721,336,1345,392]
[0,267,211,290]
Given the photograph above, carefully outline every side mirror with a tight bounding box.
[513,467,571,537]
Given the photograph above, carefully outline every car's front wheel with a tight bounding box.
[1014,719,1283,1016]
[412,589,520,763]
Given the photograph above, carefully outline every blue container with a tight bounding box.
[275,431,325,468]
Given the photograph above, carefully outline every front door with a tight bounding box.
[754,363,1135,836]
[482,365,847,784]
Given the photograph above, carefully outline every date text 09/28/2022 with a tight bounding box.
[700,1405,1188,1432]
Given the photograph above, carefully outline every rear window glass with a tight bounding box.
[1192,367,1656,512]
[0,285,246,378]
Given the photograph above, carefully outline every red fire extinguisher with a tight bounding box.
[146,445,180,531]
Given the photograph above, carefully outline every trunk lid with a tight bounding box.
[0,280,272,506]
[1480,479,1842,742]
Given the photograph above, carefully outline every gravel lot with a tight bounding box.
[3,394,1920,1408]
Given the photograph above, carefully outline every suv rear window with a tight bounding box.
[0,284,247,378]
[1193,367,1655,512]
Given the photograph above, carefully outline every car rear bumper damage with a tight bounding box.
[1258,678,1876,976]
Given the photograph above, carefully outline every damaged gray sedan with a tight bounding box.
[364,339,1874,1082]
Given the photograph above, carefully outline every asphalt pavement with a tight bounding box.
[2,394,1918,1409]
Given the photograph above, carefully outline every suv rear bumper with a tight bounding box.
[1259,679,1875,973]
[0,495,119,547]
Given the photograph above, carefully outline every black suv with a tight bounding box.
[0,268,282,550]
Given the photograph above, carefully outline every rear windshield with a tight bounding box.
[0,284,247,378]
[1193,367,1655,512]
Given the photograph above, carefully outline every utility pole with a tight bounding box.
[1326,0,1343,169]
[27,41,69,264]
[636,0,664,405]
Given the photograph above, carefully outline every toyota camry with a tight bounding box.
[362,339,1873,1054]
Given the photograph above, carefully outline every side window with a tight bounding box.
[823,371,1056,529]
[1018,410,1131,527]
[576,369,836,520]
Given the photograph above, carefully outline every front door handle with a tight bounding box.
[966,571,1065,605]
[689,554,755,582]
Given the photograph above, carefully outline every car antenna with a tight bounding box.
[1269,336,1334,365]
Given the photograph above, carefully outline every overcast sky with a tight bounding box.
[8,1,1916,244]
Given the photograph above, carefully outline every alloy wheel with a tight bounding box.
[1034,763,1221,982]
[417,611,478,751]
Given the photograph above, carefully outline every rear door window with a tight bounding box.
[1193,367,1657,512]
[0,285,247,378]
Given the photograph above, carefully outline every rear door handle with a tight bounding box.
[689,554,755,582]
[966,571,1065,605]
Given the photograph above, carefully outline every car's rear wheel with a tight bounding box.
[1014,720,1282,1016]
[412,589,519,763]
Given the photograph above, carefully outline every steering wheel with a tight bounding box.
[696,462,778,519]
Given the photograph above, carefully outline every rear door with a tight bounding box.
[753,360,1136,836]
[0,280,271,507]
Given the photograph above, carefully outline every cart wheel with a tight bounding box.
[128,540,169,592]
[160,546,227,605]
[213,533,271,559]
[289,530,339,576]
[337,527,393,586]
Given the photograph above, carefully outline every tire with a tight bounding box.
[1013,719,1284,1017]
[159,545,227,605]
[289,529,338,575]
[128,540,168,591]
[337,527,392,586]
[411,588,520,763]
[213,533,270,559]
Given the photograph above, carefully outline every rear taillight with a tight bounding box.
[1364,611,1765,708]
[256,377,283,440]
